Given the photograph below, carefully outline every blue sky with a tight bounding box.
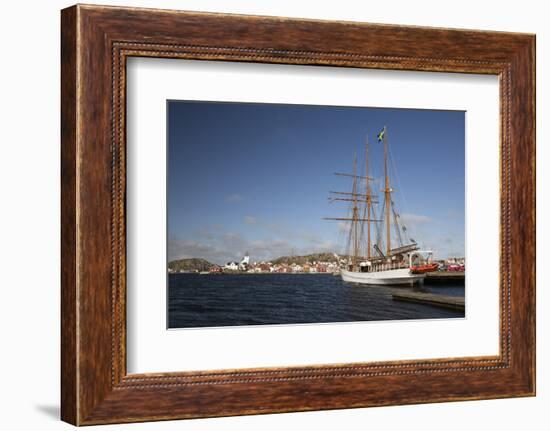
[168,101,465,264]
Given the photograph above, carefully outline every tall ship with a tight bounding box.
[325,127,435,286]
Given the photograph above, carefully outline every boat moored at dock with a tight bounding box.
[341,267,425,286]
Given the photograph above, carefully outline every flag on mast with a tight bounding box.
[377,127,386,142]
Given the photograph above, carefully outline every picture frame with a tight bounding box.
[61,4,535,425]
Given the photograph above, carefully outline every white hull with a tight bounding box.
[341,268,425,286]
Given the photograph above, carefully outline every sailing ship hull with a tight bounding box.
[341,268,425,286]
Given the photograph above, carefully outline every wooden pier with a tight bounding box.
[425,271,465,284]
[392,291,465,311]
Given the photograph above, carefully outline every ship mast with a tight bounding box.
[382,126,392,255]
[365,136,372,259]
[352,153,359,269]
[324,138,380,271]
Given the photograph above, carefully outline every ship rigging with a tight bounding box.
[324,126,435,286]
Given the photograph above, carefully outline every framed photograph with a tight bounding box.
[61,4,535,425]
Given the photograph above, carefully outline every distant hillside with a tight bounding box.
[168,258,213,272]
[168,253,345,271]
[271,252,342,265]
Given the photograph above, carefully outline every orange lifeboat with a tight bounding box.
[410,263,439,274]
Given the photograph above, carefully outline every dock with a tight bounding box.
[425,271,465,284]
[392,291,464,311]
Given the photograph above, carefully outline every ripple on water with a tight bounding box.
[168,273,465,329]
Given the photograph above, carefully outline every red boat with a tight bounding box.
[447,264,465,272]
[410,263,439,274]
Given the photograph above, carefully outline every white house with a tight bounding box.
[223,261,240,271]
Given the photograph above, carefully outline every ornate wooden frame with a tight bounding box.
[61,4,535,425]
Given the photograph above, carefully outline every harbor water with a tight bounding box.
[168,273,465,329]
